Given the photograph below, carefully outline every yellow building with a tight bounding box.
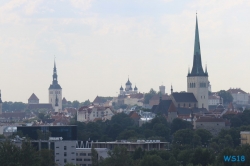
[240,131,250,145]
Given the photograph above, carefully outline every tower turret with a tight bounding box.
[187,14,209,110]
[49,59,62,110]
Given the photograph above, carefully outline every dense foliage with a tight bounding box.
[2,101,27,112]
[0,140,54,166]
[71,113,191,142]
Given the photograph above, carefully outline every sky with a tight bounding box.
[0,0,250,103]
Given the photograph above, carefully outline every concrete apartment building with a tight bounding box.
[76,148,109,166]
[31,138,76,166]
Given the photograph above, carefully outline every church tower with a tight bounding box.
[0,90,2,114]
[49,60,62,110]
[187,14,209,110]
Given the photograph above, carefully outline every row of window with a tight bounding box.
[189,83,207,88]
[55,159,75,163]
[76,153,92,156]
[76,158,91,161]
[49,91,61,94]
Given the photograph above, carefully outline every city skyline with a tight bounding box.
[0,0,250,103]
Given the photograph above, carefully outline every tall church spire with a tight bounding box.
[188,14,208,77]
[0,90,2,104]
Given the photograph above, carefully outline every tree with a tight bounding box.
[171,118,193,134]
[72,100,80,109]
[173,129,194,145]
[39,149,55,166]
[91,147,99,166]
[191,148,215,166]
[101,146,133,166]
[19,141,40,166]
[143,89,157,104]
[218,90,233,104]
[195,129,213,145]
[0,140,21,166]
[140,155,166,166]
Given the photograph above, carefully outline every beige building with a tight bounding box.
[228,88,248,105]
[124,93,144,106]
[240,131,250,145]
[77,106,114,123]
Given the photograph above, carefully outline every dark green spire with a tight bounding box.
[188,14,208,77]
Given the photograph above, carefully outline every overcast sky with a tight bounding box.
[0,0,250,103]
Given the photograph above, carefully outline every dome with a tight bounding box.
[120,86,124,90]
[126,79,132,85]
[134,86,138,90]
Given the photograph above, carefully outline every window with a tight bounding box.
[84,159,91,161]
[64,159,67,163]
[56,147,59,148]
[189,103,191,107]
[76,158,82,161]
[80,153,86,156]
[88,153,92,156]
[64,152,67,156]
[76,153,78,156]
[56,153,59,155]
[71,146,75,148]
[71,152,75,154]
[64,146,67,150]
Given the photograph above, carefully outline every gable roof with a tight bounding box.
[152,100,176,115]
[0,112,26,119]
[28,93,39,100]
[171,92,197,102]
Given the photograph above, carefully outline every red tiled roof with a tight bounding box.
[28,93,39,100]
[227,88,247,94]
[129,111,140,119]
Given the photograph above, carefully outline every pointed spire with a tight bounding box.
[205,64,207,73]
[0,90,2,103]
[189,13,207,77]
[171,84,173,94]
[54,57,57,74]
